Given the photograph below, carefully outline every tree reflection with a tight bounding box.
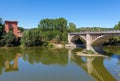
[0,54,4,74]
[103,46,120,55]
[0,47,68,75]
[0,46,119,81]
[21,47,68,65]
[103,46,120,65]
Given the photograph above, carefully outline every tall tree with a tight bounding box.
[18,27,24,32]
[0,18,3,26]
[68,22,76,32]
[21,28,43,46]
[114,21,120,30]
[0,18,4,39]
[38,18,67,32]
[1,31,17,46]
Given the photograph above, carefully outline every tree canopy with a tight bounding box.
[38,18,67,32]
[0,18,3,26]
[114,21,120,30]
[68,22,76,32]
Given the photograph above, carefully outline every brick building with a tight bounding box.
[4,21,22,37]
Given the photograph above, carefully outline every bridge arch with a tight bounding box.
[70,35,86,46]
[67,31,120,51]
[92,34,120,46]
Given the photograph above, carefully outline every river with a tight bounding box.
[0,46,120,81]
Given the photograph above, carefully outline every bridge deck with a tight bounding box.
[68,31,120,35]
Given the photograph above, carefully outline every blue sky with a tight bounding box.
[0,0,120,29]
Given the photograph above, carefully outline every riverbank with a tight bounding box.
[0,43,65,50]
[52,43,64,49]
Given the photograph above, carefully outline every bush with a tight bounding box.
[47,42,53,47]
[82,50,95,54]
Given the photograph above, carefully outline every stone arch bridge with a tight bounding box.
[67,31,120,51]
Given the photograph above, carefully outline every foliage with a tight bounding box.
[103,36,120,46]
[0,18,4,39]
[22,18,69,47]
[71,47,83,53]
[21,28,67,47]
[38,18,67,32]
[0,25,4,39]
[18,27,24,32]
[82,49,95,54]
[77,27,114,32]
[68,22,76,32]
[37,18,69,44]
[0,17,120,47]
[0,18,3,26]
[103,46,120,55]
[22,18,120,47]
[102,22,120,45]
[0,31,19,46]
[114,21,120,30]
[21,28,43,46]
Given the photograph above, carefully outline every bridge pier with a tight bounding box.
[67,33,94,50]
[66,34,77,47]
[86,34,92,50]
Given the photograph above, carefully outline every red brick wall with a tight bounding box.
[5,21,18,36]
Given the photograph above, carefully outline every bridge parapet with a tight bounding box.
[68,30,120,35]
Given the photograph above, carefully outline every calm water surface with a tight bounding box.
[0,47,120,81]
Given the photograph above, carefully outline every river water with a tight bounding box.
[0,47,120,81]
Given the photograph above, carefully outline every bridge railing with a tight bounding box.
[68,30,120,35]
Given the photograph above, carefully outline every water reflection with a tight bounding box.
[0,47,120,81]
[0,48,22,74]
[4,53,21,72]
[71,54,116,81]
[0,47,68,75]
[70,46,120,81]
[21,47,68,65]
[103,46,120,55]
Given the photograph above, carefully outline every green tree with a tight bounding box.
[56,18,67,32]
[0,25,4,39]
[38,18,67,32]
[37,18,68,44]
[68,22,76,32]
[1,31,18,46]
[18,27,24,32]
[21,28,43,46]
[0,18,4,39]
[114,21,120,30]
[0,18,3,26]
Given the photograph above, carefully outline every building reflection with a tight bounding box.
[4,53,21,72]
[68,49,117,81]
[0,48,69,75]
[0,53,21,74]
[0,47,119,81]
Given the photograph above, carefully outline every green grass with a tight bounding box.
[82,49,95,54]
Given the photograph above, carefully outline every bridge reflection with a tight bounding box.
[0,47,119,81]
[68,49,117,81]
